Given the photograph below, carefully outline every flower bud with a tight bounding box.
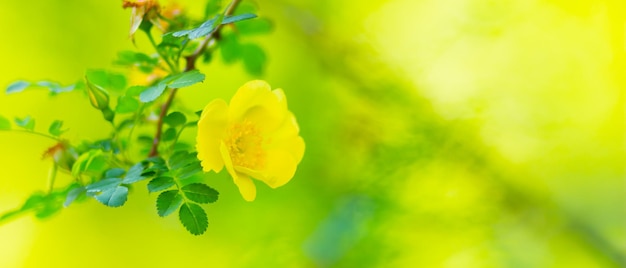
[85,76,110,110]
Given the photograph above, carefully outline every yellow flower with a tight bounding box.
[196,80,305,201]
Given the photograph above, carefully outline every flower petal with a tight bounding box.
[229,80,286,132]
[220,142,256,201]
[196,99,229,172]
[267,112,305,163]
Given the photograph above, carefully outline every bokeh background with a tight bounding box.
[0,0,624,267]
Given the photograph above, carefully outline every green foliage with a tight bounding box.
[0,115,11,130]
[14,116,35,131]
[157,190,183,217]
[179,203,208,235]
[1,0,273,236]
[48,120,66,137]
[181,183,219,204]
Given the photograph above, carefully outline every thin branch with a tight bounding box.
[148,0,242,157]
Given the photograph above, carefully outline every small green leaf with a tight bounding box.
[95,186,128,207]
[64,186,86,207]
[85,69,126,92]
[139,83,167,103]
[222,13,257,24]
[168,151,198,170]
[105,168,126,178]
[181,183,219,204]
[164,112,187,127]
[14,116,35,131]
[241,43,267,76]
[116,95,140,114]
[204,0,221,19]
[238,18,273,35]
[48,120,65,137]
[177,161,202,179]
[122,163,146,184]
[219,34,240,64]
[162,128,177,142]
[0,115,11,130]
[157,190,183,217]
[148,176,175,193]
[86,178,122,193]
[166,70,205,89]
[126,85,147,97]
[6,80,30,94]
[179,203,208,235]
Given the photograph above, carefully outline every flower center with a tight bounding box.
[224,120,266,170]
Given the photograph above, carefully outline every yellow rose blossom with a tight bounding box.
[196,80,305,201]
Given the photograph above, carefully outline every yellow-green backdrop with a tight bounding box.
[0,0,624,267]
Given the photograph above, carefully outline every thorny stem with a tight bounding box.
[148,0,242,157]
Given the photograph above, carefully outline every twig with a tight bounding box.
[148,0,242,157]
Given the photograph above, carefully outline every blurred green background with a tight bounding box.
[0,0,624,267]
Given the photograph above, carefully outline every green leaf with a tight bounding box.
[165,70,205,89]
[6,80,30,94]
[181,183,218,204]
[177,161,202,179]
[122,163,146,184]
[86,178,122,193]
[148,176,175,192]
[157,190,183,217]
[178,203,208,235]
[14,116,35,131]
[0,115,11,130]
[37,81,74,95]
[219,33,240,64]
[95,186,128,207]
[64,186,86,207]
[139,83,167,103]
[237,18,273,35]
[204,0,221,19]
[126,85,146,97]
[105,168,126,178]
[241,43,267,76]
[168,151,198,170]
[173,14,257,40]
[164,112,187,127]
[116,95,140,114]
[162,128,177,142]
[85,69,126,92]
[48,120,65,137]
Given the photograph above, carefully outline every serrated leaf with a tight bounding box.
[0,115,10,130]
[157,190,183,217]
[95,186,128,207]
[164,112,187,127]
[64,186,86,207]
[139,83,167,103]
[168,151,198,170]
[177,161,202,179]
[86,178,122,193]
[181,183,218,204]
[148,176,175,193]
[116,95,140,114]
[6,80,30,94]
[166,70,205,89]
[122,163,145,184]
[48,120,65,137]
[179,203,208,235]
[14,116,35,131]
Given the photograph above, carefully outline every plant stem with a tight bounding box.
[147,31,179,74]
[148,0,242,157]
[0,129,60,142]
[47,163,58,193]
